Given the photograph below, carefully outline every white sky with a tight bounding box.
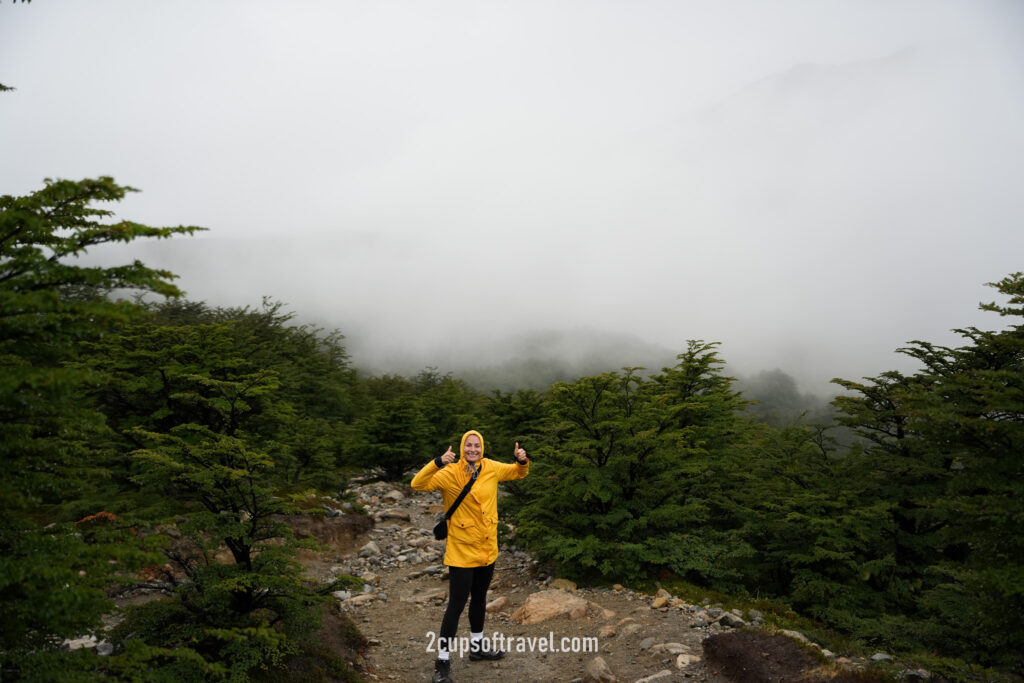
[3,0,1023,393]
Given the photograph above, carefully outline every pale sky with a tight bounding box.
[3,1,1023,393]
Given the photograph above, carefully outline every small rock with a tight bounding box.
[598,624,617,639]
[359,540,381,557]
[650,642,688,656]
[486,596,510,612]
[401,587,448,604]
[779,629,809,644]
[344,594,376,605]
[651,597,668,609]
[621,622,643,636]
[719,613,747,628]
[64,636,98,651]
[871,652,893,662]
[550,578,577,592]
[583,655,617,683]
[898,669,933,682]
[676,653,702,668]
[331,590,352,601]
[639,637,657,651]
[633,670,673,683]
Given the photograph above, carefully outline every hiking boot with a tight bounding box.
[468,640,506,661]
[432,658,452,683]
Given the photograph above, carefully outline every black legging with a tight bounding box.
[438,562,495,653]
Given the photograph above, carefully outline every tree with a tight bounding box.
[515,341,754,583]
[831,274,1024,669]
[353,393,431,481]
[78,299,359,497]
[413,367,485,455]
[0,178,200,676]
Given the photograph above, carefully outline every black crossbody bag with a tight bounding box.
[433,466,479,541]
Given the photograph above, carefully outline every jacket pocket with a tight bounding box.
[449,519,477,545]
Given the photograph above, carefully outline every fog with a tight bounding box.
[4,1,1023,394]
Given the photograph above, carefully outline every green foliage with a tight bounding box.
[480,388,551,451]
[515,341,752,582]
[85,312,339,677]
[351,368,486,480]
[830,273,1024,671]
[106,418,328,677]
[0,178,201,675]
[353,389,431,480]
[76,299,358,505]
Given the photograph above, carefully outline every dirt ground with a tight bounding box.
[353,554,711,682]
[298,479,894,683]
[306,484,726,683]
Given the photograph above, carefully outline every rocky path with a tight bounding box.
[313,480,762,683]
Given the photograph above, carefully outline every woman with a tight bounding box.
[411,430,529,683]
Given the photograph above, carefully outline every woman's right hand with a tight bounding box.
[439,445,456,465]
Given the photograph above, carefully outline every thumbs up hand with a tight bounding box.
[514,441,528,464]
[440,445,457,465]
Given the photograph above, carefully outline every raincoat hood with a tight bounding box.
[460,430,484,460]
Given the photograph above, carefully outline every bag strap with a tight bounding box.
[444,465,479,520]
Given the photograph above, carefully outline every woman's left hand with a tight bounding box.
[514,441,528,464]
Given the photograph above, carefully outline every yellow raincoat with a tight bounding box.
[411,430,529,568]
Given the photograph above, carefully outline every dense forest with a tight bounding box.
[1,179,1021,681]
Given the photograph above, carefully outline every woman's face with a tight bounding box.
[463,435,482,462]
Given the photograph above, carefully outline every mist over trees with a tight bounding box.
[1,179,1021,680]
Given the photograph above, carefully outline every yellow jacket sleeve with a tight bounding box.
[492,459,529,482]
[411,460,450,491]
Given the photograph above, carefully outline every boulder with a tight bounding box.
[511,589,589,624]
